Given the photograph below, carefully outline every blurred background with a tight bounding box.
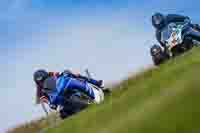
[1,0,200,132]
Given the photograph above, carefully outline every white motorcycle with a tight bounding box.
[40,69,109,119]
[150,22,200,66]
[161,22,199,57]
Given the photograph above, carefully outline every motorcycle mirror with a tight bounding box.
[85,69,92,80]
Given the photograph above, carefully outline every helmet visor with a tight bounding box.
[35,76,43,82]
[43,77,56,93]
[153,15,162,25]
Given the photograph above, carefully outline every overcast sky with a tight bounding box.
[1,0,200,132]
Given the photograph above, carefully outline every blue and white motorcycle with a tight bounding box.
[151,22,200,65]
[161,22,197,57]
[40,70,110,120]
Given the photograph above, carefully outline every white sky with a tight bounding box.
[2,15,153,133]
[2,0,200,132]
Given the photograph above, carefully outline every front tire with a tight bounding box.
[152,51,169,66]
[152,57,164,66]
[59,96,88,119]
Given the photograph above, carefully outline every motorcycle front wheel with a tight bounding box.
[59,96,89,119]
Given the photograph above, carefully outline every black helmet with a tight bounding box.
[33,69,49,83]
[150,44,162,56]
[152,12,165,29]
[43,77,56,93]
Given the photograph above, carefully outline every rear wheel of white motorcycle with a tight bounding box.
[183,37,194,50]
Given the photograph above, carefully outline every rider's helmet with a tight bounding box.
[33,69,49,85]
[43,77,57,93]
[152,12,165,29]
[150,44,162,56]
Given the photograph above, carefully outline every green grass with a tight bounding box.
[9,47,200,133]
[45,47,200,133]
[7,113,59,133]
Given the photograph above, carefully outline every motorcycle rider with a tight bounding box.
[33,69,104,118]
[151,12,200,53]
[34,70,60,104]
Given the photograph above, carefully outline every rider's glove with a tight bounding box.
[40,96,49,104]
